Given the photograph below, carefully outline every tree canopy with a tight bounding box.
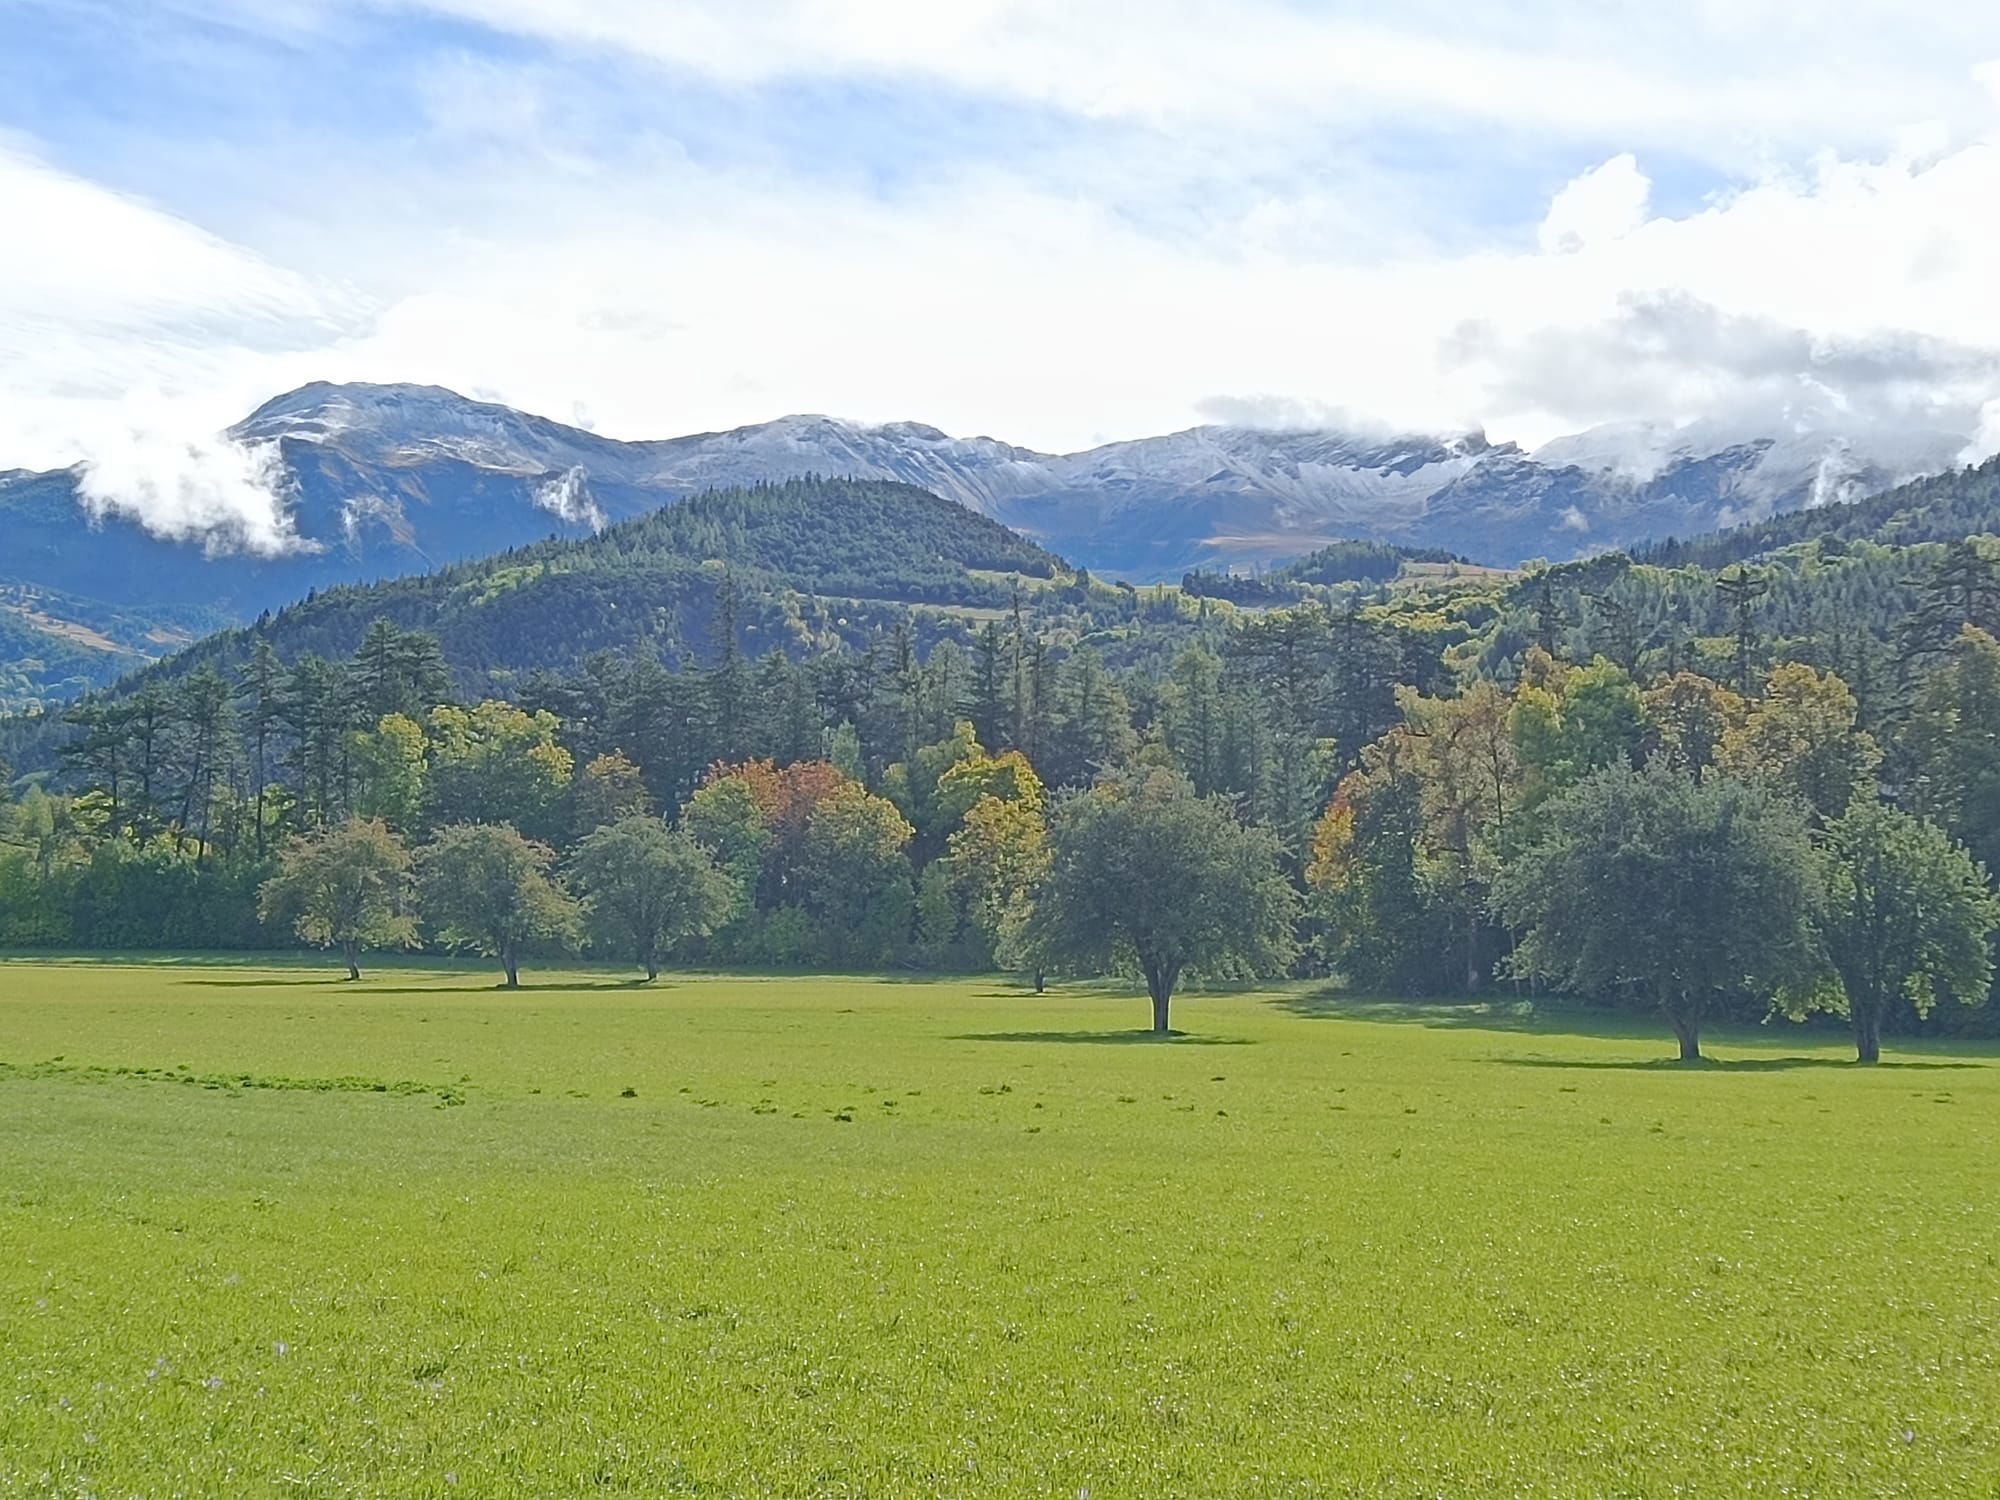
[257,818,417,980]
[1022,771,1297,1033]
[416,823,581,988]
[1493,762,1820,1061]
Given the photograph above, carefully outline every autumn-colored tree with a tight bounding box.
[1718,663,1880,820]
[797,783,916,966]
[945,791,1052,975]
[1641,673,1746,780]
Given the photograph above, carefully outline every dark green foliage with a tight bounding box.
[1815,799,1999,1061]
[1021,770,1298,1032]
[570,816,734,980]
[1494,762,1820,1061]
[1639,455,2000,571]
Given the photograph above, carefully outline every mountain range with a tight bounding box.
[0,379,1979,708]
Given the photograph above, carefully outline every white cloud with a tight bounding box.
[1538,154,1650,254]
[75,430,314,557]
[9,12,2000,556]
[1966,399,2000,463]
[333,0,2000,159]
[0,142,361,553]
[532,466,605,530]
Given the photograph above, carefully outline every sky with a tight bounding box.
[6,0,2000,547]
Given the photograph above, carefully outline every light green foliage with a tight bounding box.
[424,702,574,839]
[933,743,1044,830]
[797,784,915,966]
[1510,653,1644,800]
[680,775,772,922]
[5,963,2000,1495]
[827,720,866,783]
[945,793,1051,970]
[1719,662,1882,820]
[1024,770,1297,1031]
[0,785,89,880]
[257,818,418,979]
[569,816,733,980]
[1816,799,2000,1062]
[415,824,581,987]
[347,713,429,829]
[1494,763,1820,1061]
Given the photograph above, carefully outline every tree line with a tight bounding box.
[9,535,2000,1059]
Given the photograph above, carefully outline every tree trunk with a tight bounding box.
[1145,960,1178,1034]
[1854,1007,1881,1065]
[645,957,659,982]
[502,949,520,989]
[342,940,361,982]
[1670,1011,1702,1063]
[1033,968,1046,995]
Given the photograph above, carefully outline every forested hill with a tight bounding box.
[1638,454,2000,570]
[114,477,1081,688]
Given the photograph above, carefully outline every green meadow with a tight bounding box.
[3,959,1999,1497]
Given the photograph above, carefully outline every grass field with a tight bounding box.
[4,958,1999,1496]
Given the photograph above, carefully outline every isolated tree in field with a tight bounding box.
[1816,799,1998,1063]
[1022,770,1298,1034]
[258,818,417,980]
[1493,762,1818,1062]
[570,816,733,980]
[417,823,580,987]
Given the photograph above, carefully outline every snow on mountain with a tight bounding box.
[3,382,1980,614]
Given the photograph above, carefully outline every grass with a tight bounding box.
[3,958,1998,1496]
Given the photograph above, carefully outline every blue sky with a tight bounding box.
[4,0,2000,543]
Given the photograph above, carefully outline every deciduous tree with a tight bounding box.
[417,823,580,988]
[1493,763,1819,1062]
[570,816,733,980]
[258,818,417,980]
[1815,799,1998,1063]
[1022,770,1297,1033]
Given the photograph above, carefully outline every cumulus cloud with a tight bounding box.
[75,430,313,557]
[532,466,606,530]
[1538,154,1650,253]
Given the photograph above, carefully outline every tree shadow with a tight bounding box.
[952,1030,1256,1046]
[1273,989,1552,1033]
[178,977,354,988]
[353,980,660,995]
[181,978,659,995]
[1274,988,2000,1066]
[1496,1056,1987,1073]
